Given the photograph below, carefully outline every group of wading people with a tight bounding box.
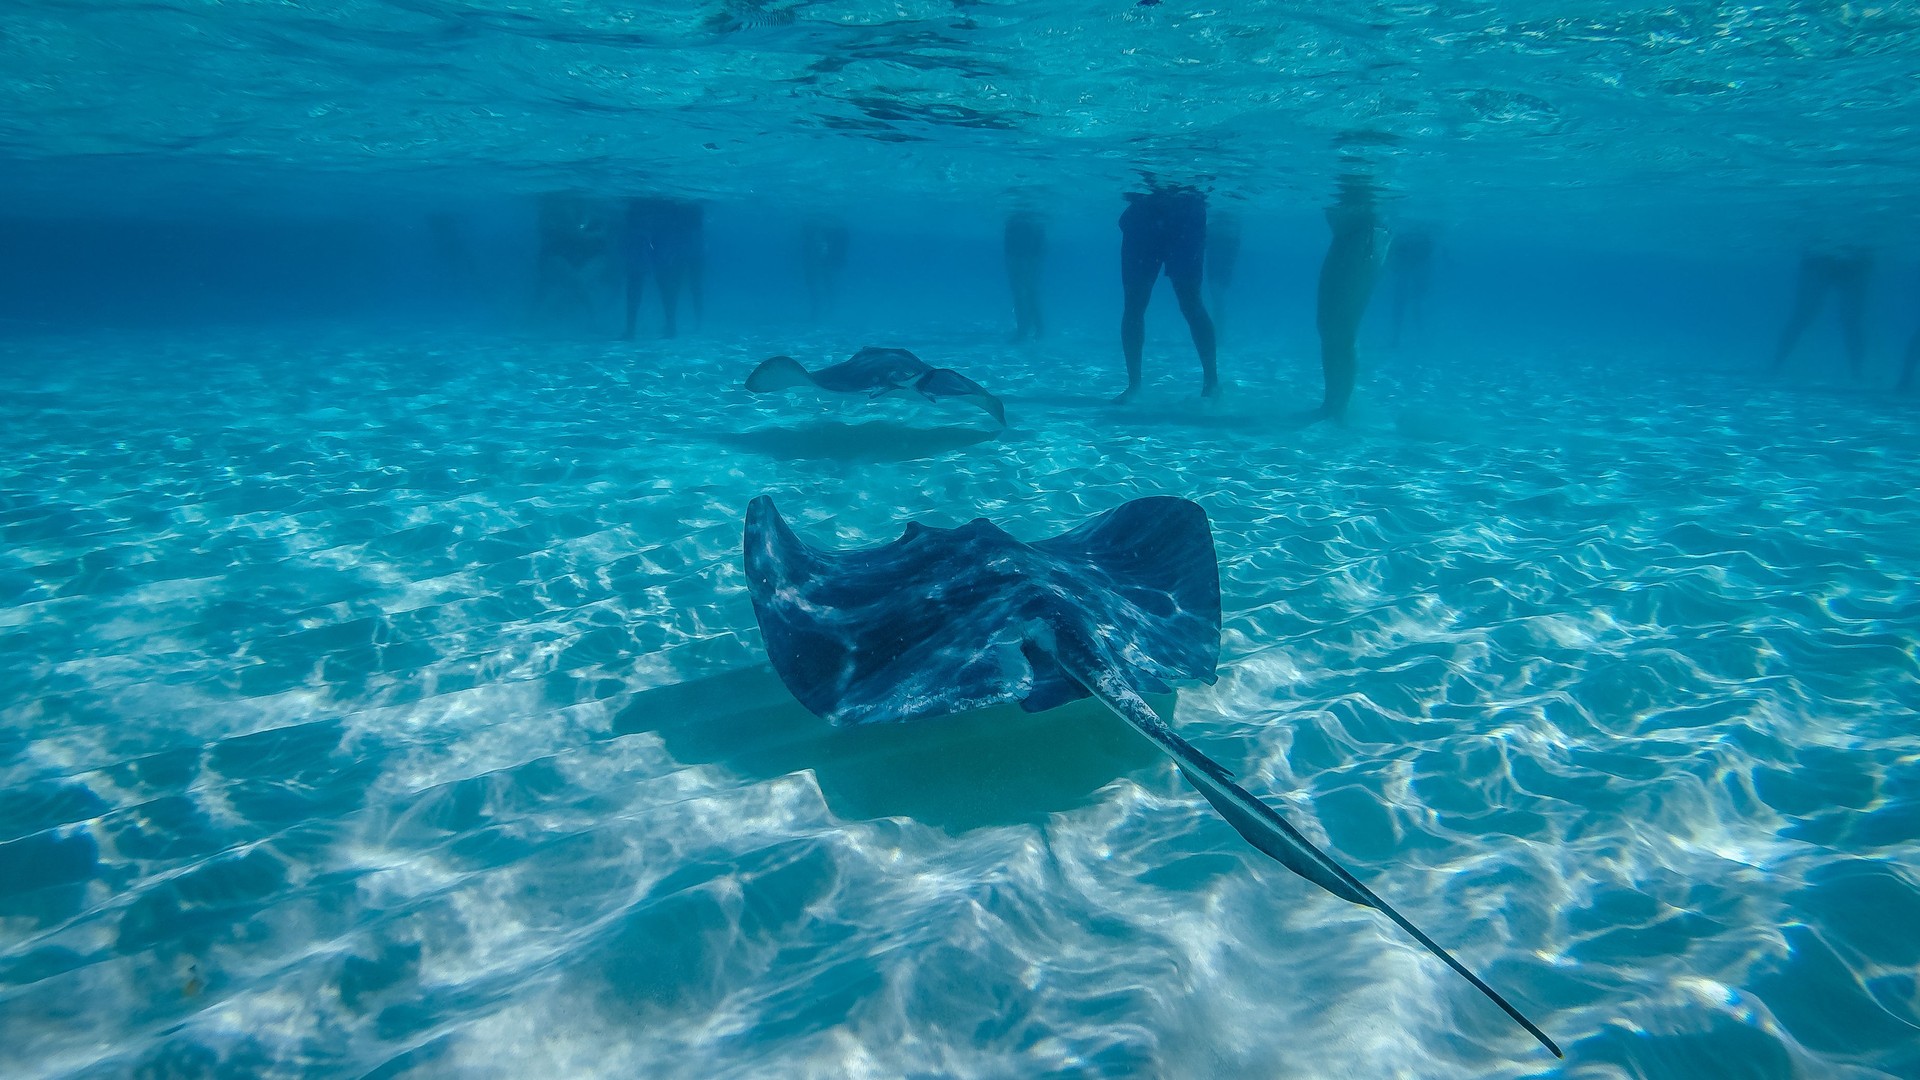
[530,194,853,340]
[1769,248,1920,392]
[530,194,709,340]
[529,183,1911,415]
[528,180,1428,420]
[1017,174,1431,419]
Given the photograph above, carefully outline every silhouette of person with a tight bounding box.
[1315,176,1388,419]
[1004,211,1046,341]
[623,198,705,339]
[1772,248,1872,377]
[1116,184,1216,402]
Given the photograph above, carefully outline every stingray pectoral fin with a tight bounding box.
[746,355,817,393]
[915,369,1007,425]
[964,391,1007,426]
[921,388,1005,426]
[1052,649,1563,1059]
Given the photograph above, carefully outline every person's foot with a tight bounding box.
[1200,378,1221,399]
[1111,385,1140,405]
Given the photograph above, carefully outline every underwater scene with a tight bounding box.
[3,3,1919,1078]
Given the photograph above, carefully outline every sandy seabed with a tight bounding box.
[2,327,1917,1079]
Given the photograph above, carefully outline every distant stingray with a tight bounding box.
[743,495,1562,1058]
[745,347,1006,425]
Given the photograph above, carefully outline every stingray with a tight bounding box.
[743,495,1562,1058]
[745,346,1006,425]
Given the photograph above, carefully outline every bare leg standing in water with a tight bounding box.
[1315,176,1388,419]
[1116,185,1216,403]
[1898,329,1919,393]
[1005,211,1046,341]
[1772,249,1872,377]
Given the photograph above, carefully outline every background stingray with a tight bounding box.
[743,494,1563,1058]
[745,346,1006,425]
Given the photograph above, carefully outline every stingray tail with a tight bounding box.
[746,355,818,393]
[1051,646,1562,1059]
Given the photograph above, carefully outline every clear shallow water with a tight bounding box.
[4,0,1920,1075]
[4,0,1920,245]
[3,330,1917,1077]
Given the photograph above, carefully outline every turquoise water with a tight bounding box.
[4,4,1920,1079]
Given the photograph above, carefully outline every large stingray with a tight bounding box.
[743,494,1562,1058]
[745,347,1006,425]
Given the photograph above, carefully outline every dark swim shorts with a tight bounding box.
[1119,190,1207,288]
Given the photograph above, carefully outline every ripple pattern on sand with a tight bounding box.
[2,331,1918,1079]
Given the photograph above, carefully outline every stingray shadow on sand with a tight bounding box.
[699,420,1006,463]
[1017,386,1329,434]
[611,664,1164,833]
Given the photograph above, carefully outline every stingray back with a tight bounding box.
[744,495,1221,724]
[808,348,931,393]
